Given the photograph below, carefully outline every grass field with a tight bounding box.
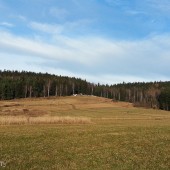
[0,96,170,169]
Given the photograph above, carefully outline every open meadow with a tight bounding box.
[0,96,170,170]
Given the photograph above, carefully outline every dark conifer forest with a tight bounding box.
[0,70,170,111]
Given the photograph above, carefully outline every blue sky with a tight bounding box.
[0,0,170,84]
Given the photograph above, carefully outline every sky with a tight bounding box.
[0,0,170,84]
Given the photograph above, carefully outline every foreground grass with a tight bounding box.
[0,125,170,170]
[0,96,170,169]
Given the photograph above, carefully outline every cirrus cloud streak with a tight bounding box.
[0,24,170,84]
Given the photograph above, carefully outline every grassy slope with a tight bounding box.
[0,96,170,170]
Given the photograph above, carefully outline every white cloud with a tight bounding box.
[148,0,170,13]
[29,20,92,35]
[105,0,121,6]
[0,31,74,62]
[13,15,27,21]
[126,10,146,16]
[0,30,114,65]
[30,22,63,34]
[0,28,170,84]
[0,22,14,27]
[49,7,68,19]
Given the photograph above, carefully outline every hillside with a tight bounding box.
[0,70,170,111]
[0,95,132,118]
[0,95,169,125]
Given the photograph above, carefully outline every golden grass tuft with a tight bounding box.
[0,116,91,125]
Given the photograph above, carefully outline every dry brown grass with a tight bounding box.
[0,116,91,125]
[0,96,133,116]
[0,95,169,126]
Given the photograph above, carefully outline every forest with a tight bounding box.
[0,70,170,111]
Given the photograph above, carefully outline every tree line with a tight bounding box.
[0,70,170,111]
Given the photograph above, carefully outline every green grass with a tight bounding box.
[0,125,170,170]
[0,96,170,169]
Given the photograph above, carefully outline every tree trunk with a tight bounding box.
[43,85,46,97]
[25,85,27,98]
[29,86,32,98]
[55,85,58,97]
[72,83,75,95]
[47,80,51,97]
